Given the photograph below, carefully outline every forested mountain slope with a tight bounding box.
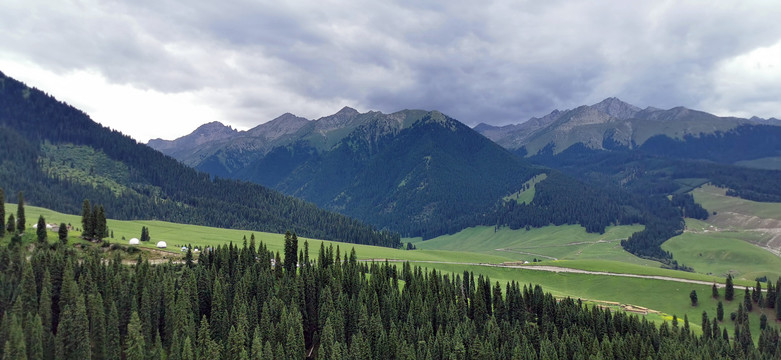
[0,70,400,247]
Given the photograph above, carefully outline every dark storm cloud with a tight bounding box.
[2,0,781,138]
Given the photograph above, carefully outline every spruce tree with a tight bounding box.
[776,288,781,321]
[81,199,93,239]
[725,275,734,301]
[58,223,68,245]
[717,301,724,321]
[4,314,27,360]
[55,293,91,359]
[125,312,145,360]
[16,191,25,233]
[37,215,47,243]
[0,187,5,237]
[712,284,719,299]
[690,290,698,306]
[283,231,298,274]
[26,314,44,360]
[6,214,15,234]
[106,303,121,360]
[95,206,107,240]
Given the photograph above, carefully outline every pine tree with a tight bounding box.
[58,223,68,244]
[16,191,25,233]
[717,301,724,321]
[776,287,781,321]
[6,214,15,234]
[690,290,698,306]
[725,275,734,301]
[36,215,47,243]
[744,287,753,312]
[0,187,5,237]
[106,303,121,360]
[284,231,298,274]
[81,199,93,239]
[94,206,107,240]
[55,293,91,359]
[125,312,145,360]
[4,314,27,360]
[26,314,44,360]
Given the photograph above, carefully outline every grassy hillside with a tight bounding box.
[410,224,647,263]
[4,202,775,343]
[663,230,781,281]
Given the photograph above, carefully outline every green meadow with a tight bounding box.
[4,201,777,342]
[411,224,650,264]
[664,230,781,281]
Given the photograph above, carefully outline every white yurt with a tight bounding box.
[156,241,167,248]
[129,238,140,245]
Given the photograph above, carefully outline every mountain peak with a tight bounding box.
[591,97,641,119]
[336,106,360,116]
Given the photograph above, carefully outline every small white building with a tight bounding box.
[156,241,167,248]
[129,238,140,245]
[181,246,188,252]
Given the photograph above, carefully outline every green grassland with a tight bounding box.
[410,224,649,264]
[664,225,781,281]
[693,184,781,220]
[503,173,547,205]
[3,203,511,264]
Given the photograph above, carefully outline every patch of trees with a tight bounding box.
[494,171,628,234]
[0,241,780,359]
[671,193,709,220]
[0,72,400,248]
[80,199,108,241]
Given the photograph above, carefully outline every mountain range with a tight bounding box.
[475,97,781,160]
[154,108,549,238]
[0,70,399,247]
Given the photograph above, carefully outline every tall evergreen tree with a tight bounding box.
[712,284,719,299]
[776,287,781,321]
[283,231,298,274]
[125,312,145,360]
[3,314,27,360]
[58,223,68,245]
[105,303,121,360]
[55,293,91,359]
[5,214,14,234]
[36,215,47,243]
[725,275,734,301]
[95,206,107,240]
[690,290,698,306]
[0,187,5,237]
[81,199,93,239]
[16,191,25,233]
[717,301,724,322]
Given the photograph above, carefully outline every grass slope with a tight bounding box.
[5,202,775,343]
[411,224,648,263]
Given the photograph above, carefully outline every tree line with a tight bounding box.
[0,236,779,359]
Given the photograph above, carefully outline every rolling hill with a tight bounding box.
[0,70,400,247]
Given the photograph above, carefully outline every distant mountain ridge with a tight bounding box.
[476,97,776,157]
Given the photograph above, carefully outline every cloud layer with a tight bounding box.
[2,0,781,141]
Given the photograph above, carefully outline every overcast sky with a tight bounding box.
[2,1,781,142]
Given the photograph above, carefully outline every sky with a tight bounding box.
[2,1,781,143]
